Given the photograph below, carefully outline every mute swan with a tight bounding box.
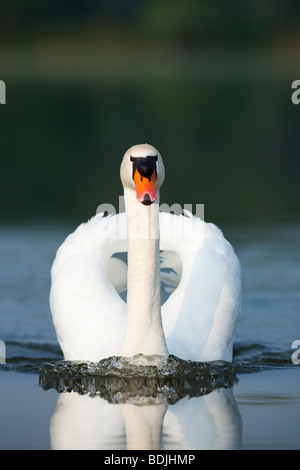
[50,144,241,362]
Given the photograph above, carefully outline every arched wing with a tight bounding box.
[50,213,128,361]
[159,212,241,362]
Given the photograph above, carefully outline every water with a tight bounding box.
[0,223,300,450]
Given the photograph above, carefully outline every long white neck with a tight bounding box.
[119,187,168,357]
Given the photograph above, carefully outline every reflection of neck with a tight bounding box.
[119,187,168,357]
[120,403,168,450]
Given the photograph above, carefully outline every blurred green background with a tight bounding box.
[0,0,299,226]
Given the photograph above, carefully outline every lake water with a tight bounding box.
[0,222,300,450]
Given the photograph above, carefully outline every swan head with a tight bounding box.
[120,144,165,205]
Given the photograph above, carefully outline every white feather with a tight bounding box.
[50,144,241,362]
[50,211,241,362]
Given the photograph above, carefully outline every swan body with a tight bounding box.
[50,144,241,362]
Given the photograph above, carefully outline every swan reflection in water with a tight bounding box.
[39,358,242,450]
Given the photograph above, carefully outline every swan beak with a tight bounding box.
[133,169,157,205]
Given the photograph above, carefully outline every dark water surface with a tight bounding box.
[0,223,300,449]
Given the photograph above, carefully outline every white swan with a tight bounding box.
[50,143,241,362]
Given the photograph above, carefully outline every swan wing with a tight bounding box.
[160,212,241,362]
[50,210,241,363]
[107,257,127,294]
[160,250,181,286]
[50,213,128,361]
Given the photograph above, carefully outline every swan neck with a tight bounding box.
[119,188,168,357]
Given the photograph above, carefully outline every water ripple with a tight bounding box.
[0,340,294,378]
[39,354,237,403]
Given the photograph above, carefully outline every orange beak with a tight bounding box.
[133,168,157,205]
